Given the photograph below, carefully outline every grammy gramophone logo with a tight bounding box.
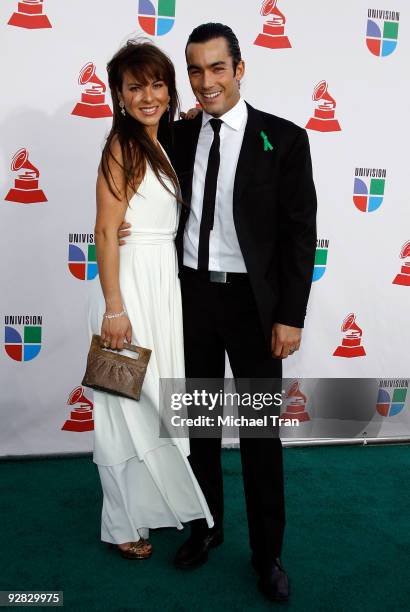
[4,148,47,204]
[254,0,291,49]
[71,63,112,119]
[138,0,176,36]
[306,81,341,133]
[62,386,94,432]
[333,313,366,358]
[392,241,410,286]
[281,380,310,423]
[8,0,52,29]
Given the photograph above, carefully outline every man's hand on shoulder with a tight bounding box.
[118,221,131,246]
[271,323,302,359]
[180,108,202,120]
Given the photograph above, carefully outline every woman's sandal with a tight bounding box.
[108,538,153,560]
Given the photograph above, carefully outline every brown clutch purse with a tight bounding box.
[82,335,151,401]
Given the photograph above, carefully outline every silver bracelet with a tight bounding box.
[104,309,127,320]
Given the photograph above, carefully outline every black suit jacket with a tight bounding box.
[159,102,317,349]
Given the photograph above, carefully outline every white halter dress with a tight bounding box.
[88,156,213,544]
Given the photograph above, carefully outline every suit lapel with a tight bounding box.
[175,114,202,263]
[178,114,202,206]
[233,103,266,208]
[180,104,266,207]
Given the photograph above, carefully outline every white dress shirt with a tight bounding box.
[183,97,248,272]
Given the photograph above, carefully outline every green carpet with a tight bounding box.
[0,446,409,612]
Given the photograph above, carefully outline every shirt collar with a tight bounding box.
[201,97,247,131]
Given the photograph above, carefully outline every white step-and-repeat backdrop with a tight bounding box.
[1,0,409,457]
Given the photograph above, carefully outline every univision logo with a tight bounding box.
[68,233,98,281]
[138,0,176,36]
[366,9,399,57]
[4,315,42,362]
[353,167,386,213]
[376,380,408,416]
[313,239,329,282]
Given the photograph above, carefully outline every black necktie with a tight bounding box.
[197,118,222,270]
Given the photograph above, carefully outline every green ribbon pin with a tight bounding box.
[260,131,273,152]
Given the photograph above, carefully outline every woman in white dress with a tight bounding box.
[89,40,213,559]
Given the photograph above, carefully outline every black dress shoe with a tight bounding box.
[174,529,224,569]
[253,557,289,602]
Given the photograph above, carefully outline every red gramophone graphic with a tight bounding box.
[306,80,341,132]
[333,313,366,358]
[282,380,310,422]
[8,0,52,29]
[71,62,112,119]
[5,148,47,204]
[254,0,291,49]
[62,386,94,432]
[392,241,410,286]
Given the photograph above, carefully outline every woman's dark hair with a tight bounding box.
[185,23,242,72]
[101,39,180,201]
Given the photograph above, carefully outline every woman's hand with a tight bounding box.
[101,313,132,350]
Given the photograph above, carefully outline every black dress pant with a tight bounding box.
[180,268,285,561]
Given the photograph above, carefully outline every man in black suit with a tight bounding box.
[121,23,316,602]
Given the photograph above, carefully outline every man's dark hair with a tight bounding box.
[185,23,242,72]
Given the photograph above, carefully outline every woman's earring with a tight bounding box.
[167,104,170,111]
[119,101,126,116]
